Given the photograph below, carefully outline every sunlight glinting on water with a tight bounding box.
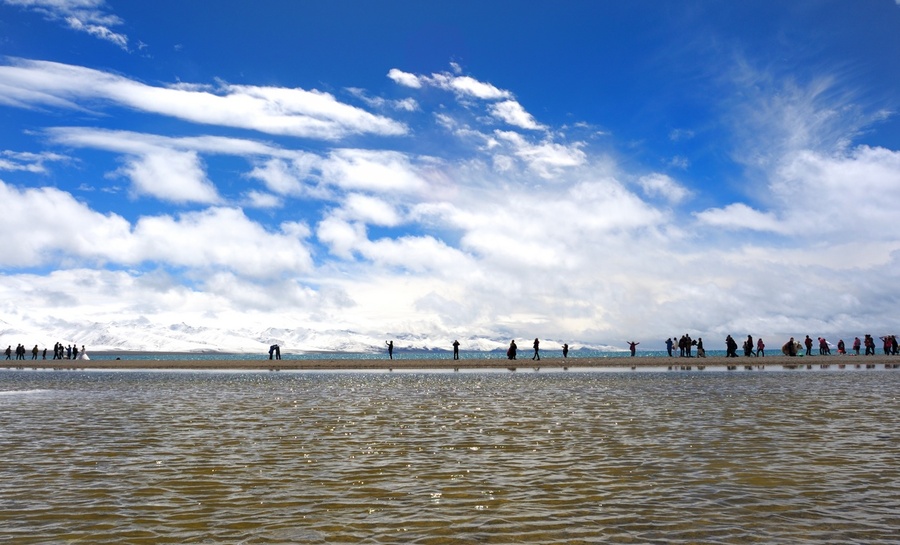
[1,369,898,544]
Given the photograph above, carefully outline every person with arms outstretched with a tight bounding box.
[627,341,639,357]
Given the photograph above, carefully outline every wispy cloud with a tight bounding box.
[2,0,128,49]
[0,150,68,172]
[0,59,408,139]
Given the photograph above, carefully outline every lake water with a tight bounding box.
[1,368,898,544]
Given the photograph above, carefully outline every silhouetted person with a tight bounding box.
[32,345,38,360]
[665,338,674,357]
[453,340,460,360]
[4,345,10,359]
[386,340,393,360]
[757,338,765,357]
[507,340,517,360]
[627,341,639,357]
[804,335,813,356]
[562,343,569,358]
[532,338,540,361]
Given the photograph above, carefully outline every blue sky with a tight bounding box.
[1,0,899,351]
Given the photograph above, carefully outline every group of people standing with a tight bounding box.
[4,342,85,360]
[666,335,705,357]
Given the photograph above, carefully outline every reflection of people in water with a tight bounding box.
[386,340,393,360]
[627,341,639,357]
[562,343,569,358]
[532,338,541,361]
[452,339,460,360]
[507,340,517,360]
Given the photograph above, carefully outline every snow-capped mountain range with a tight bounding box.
[0,316,621,354]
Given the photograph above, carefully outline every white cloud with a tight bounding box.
[447,75,510,100]
[494,130,586,178]
[130,208,313,277]
[0,59,408,139]
[638,173,690,204]
[0,180,313,277]
[0,150,67,173]
[243,190,282,209]
[489,100,545,130]
[387,68,422,88]
[246,158,306,196]
[389,67,511,100]
[321,149,428,193]
[118,149,220,204]
[695,203,786,233]
[341,193,402,227]
[316,215,367,259]
[2,0,128,49]
[695,145,900,240]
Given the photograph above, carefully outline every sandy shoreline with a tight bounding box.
[5,354,900,371]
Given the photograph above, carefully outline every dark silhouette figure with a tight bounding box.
[725,335,738,357]
[4,345,10,359]
[32,345,38,360]
[804,335,813,356]
[453,340,460,360]
[386,340,393,360]
[743,335,754,357]
[757,338,765,357]
[507,340,517,360]
[562,343,569,358]
[532,338,540,361]
[697,337,706,358]
[665,338,673,357]
[627,341,639,357]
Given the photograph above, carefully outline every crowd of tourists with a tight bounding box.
[665,333,898,357]
[4,342,87,360]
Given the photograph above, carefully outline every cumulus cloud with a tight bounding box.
[387,68,422,88]
[118,149,220,204]
[0,180,313,277]
[489,100,545,130]
[321,149,428,193]
[2,0,128,49]
[493,130,586,178]
[0,59,407,139]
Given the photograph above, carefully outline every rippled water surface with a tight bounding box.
[1,369,898,544]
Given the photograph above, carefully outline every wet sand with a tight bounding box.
[7,354,900,371]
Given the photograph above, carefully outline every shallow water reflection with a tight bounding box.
[1,369,898,544]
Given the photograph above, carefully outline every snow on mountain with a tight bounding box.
[0,315,621,354]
